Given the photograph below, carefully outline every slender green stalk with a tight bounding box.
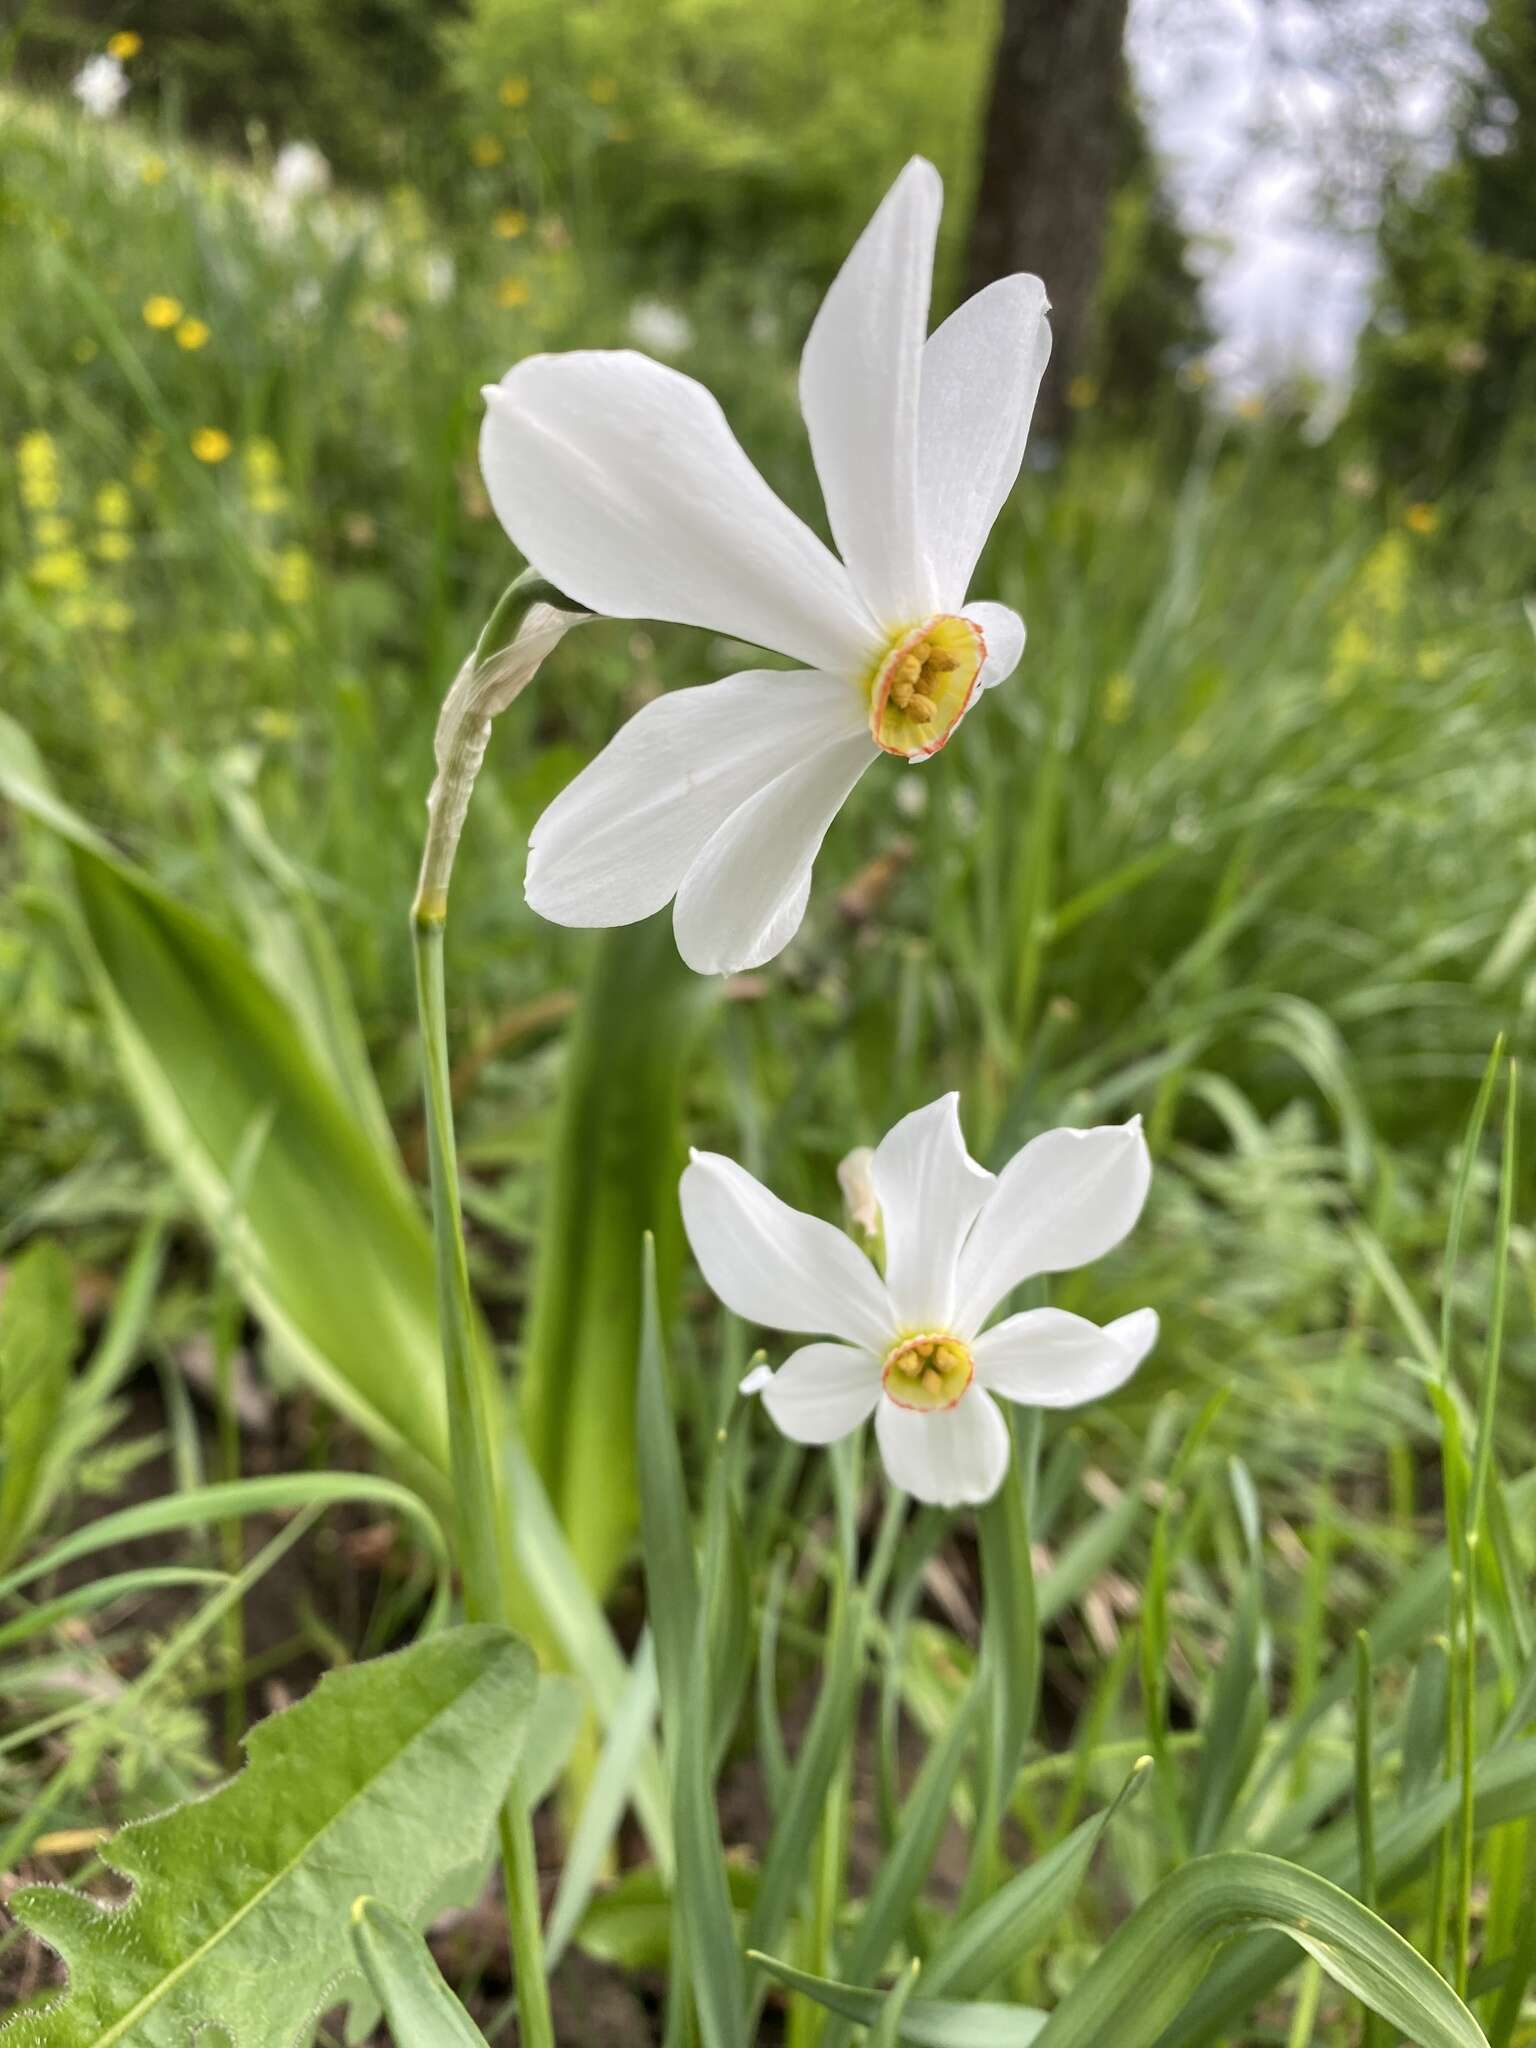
[1454,1550,1479,2001]
[407,575,587,2048]
[1354,1631,1381,2048]
[413,915,552,2048]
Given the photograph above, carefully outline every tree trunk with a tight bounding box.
[965,0,1132,444]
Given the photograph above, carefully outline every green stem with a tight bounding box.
[413,913,553,2048]
[407,574,587,2048]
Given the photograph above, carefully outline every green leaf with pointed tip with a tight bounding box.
[748,1954,1048,2047]
[0,1240,78,1570]
[1032,1851,1486,2048]
[0,712,451,1502]
[3,1625,536,2047]
[348,1896,490,2048]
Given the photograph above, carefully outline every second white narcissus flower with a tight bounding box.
[681,1096,1157,1507]
[480,157,1051,976]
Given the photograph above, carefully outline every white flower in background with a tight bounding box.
[682,1095,1155,1507]
[480,157,1051,975]
[273,140,332,201]
[627,298,695,356]
[72,54,129,119]
[422,251,457,306]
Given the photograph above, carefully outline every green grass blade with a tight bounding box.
[748,1953,1048,2048]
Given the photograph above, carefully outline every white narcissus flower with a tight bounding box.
[273,140,332,201]
[72,54,129,119]
[480,157,1051,976]
[682,1096,1156,1508]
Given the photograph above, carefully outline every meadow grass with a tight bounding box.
[1,92,1534,2045]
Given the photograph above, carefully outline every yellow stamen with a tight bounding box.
[865,614,987,759]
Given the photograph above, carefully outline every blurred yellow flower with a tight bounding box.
[95,531,135,562]
[493,207,527,240]
[98,686,131,719]
[1066,375,1098,410]
[191,427,232,464]
[58,596,94,630]
[30,548,89,592]
[251,487,288,516]
[498,75,530,107]
[21,477,61,510]
[253,707,299,740]
[586,75,618,105]
[141,154,168,185]
[100,601,135,633]
[496,276,530,310]
[96,482,132,525]
[244,438,283,485]
[272,546,313,605]
[34,516,72,548]
[1103,673,1136,724]
[1405,502,1438,535]
[107,31,142,59]
[142,294,183,329]
[175,317,211,351]
[266,629,294,657]
[18,432,57,476]
[470,135,505,168]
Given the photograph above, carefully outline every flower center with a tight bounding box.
[881,1331,975,1413]
[865,614,986,759]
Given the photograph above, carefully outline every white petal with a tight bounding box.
[972,1305,1155,1407]
[755,1342,882,1444]
[966,603,1026,693]
[875,1387,1010,1507]
[672,729,874,974]
[954,1119,1152,1338]
[918,276,1050,609]
[525,668,866,928]
[680,1151,896,1351]
[871,1094,994,1330]
[799,158,942,628]
[481,352,878,673]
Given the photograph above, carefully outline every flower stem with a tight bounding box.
[408,574,586,2048]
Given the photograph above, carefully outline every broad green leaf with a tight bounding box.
[0,714,450,1500]
[749,1954,1048,2047]
[348,1896,489,2048]
[4,1625,536,2046]
[1031,1851,1486,2048]
[521,919,712,1595]
[0,1239,78,1568]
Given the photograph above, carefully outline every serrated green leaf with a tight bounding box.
[1033,1851,1486,2048]
[0,1240,78,1569]
[4,1624,536,2047]
[348,1896,489,2048]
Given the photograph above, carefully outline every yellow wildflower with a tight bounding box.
[58,596,94,630]
[498,75,530,107]
[107,31,142,59]
[18,432,57,477]
[100,602,135,633]
[266,629,294,657]
[1102,673,1135,725]
[493,207,527,240]
[21,476,61,510]
[95,531,135,562]
[96,482,132,525]
[30,548,89,592]
[470,135,505,168]
[243,438,283,486]
[496,276,529,310]
[141,154,168,186]
[586,75,618,105]
[272,546,312,605]
[34,516,72,548]
[142,294,183,329]
[175,317,211,351]
[191,427,232,464]
[1405,502,1438,535]
[250,487,288,517]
